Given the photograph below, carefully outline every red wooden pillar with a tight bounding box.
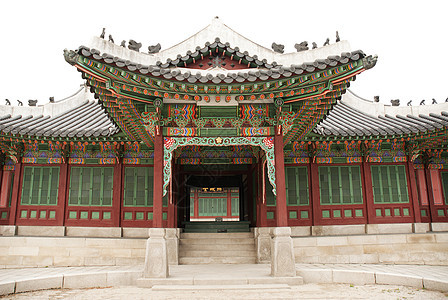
[362,160,375,223]
[112,159,123,227]
[8,161,22,225]
[309,159,319,226]
[274,132,287,227]
[424,166,436,222]
[0,170,12,207]
[58,162,69,226]
[407,159,421,223]
[153,131,164,228]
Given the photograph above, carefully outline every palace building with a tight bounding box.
[1,17,448,239]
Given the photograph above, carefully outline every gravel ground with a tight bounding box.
[1,284,447,300]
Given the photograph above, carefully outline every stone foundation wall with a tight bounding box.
[0,236,146,268]
[292,223,448,265]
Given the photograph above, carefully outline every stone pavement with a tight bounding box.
[0,263,447,297]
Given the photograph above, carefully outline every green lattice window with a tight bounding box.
[21,166,59,205]
[319,166,363,205]
[68,167,113,206]
[441,172,448,205]
[285,166,309,206]
[123,167,153,207]
[371,165,409,203]
[198,191,227,216]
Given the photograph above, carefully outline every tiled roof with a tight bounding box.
[314,91,448,137]
[0,89,119,138]
[74,45,367,84]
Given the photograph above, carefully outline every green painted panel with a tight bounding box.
[333,210,341,218]
[384,209,391,216]
[21,210,27,218]
[92,211,100,219]
[69,211,77,219]
[136,212,144,220]
[49,211,56,219]
[355,209,363,217]
[403,208,410,216]
[376,209,382,217]
[394,208,401,216]
[344,210,352,217]
[163,212,167,220]
[322,210,330,218]
[300,211,309,219]
[124,212,133,220]
[421,209,427,217]
[441,172,448,205]
[1,212,7,219]
[30,211,37,218]
[103,212,111,219]
[267,211,274,219]
[148,212,153,220]
[438,209,445,217]
[80,211,89,219]
[289,211,297,219]
[39,211,46,219]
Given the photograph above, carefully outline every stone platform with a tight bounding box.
[1,263,448,296]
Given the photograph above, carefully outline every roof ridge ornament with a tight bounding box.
[271,42,285,54]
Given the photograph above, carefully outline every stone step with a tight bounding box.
[179,256,257,264]
[151,284,291,291]
[181,232,254,239]
[179,238,255,245]
[180,243,255,251]
[183,228,250,233]
[179,250,256,257]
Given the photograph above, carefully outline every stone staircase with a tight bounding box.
[183,221,250,233]
[179,232,257,264]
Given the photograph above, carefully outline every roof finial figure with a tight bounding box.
[407,100,412,106]
[148,43,161,54]
[374,96,380,102]
[120,40,126,47]
[323,38,330,46]
[108,34,114,44]
[100,28,105,39]
[432,98,437,104]
[128,39,142,52]
[390,99,400,106]
[271,42,284,53]
[5,99,10,105]
[336,31,340,42]
[49,97,54,103]
[28,100,37,107]
[312,42,317,49]
[446,97,448,102]
[294,41,308,52]
[17,100,23,106]
[420,99,425,105]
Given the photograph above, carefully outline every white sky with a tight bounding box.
[0,0,447,106]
